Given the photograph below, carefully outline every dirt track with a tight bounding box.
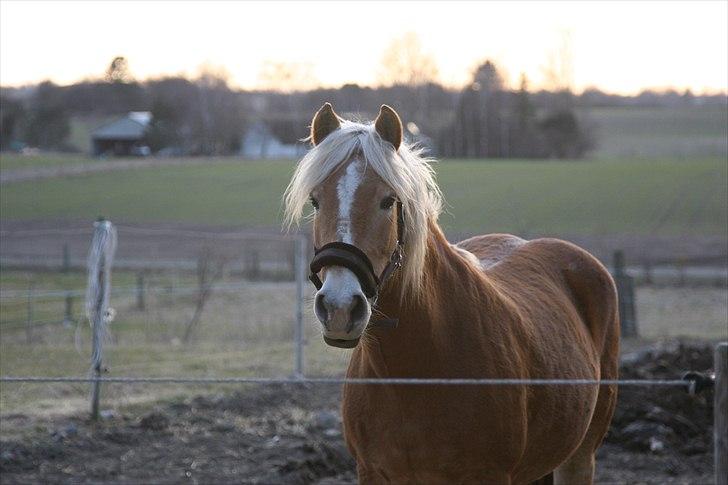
[0,340,718,484]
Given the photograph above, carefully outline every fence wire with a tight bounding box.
[0,376,691,387]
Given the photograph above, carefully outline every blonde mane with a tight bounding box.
[283,119,443,297]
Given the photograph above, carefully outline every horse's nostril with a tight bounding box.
[315,294,328,326]
[350,294,366,324]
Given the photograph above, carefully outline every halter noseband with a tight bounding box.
[308,201,405,327]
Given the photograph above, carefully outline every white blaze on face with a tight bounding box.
[336,158,363,244]
[313,157,371,336]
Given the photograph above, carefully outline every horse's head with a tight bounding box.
[284,103,441,349]
[308,104,404,347]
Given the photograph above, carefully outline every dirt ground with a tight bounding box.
[0,339,719,484]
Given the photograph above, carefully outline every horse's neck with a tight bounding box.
[371,220,501,349]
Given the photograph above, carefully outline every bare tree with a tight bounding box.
[182,248,226,344]
[195,65,244,154]
[257,61,319,92]
[541,29,574,93]
[377,32,439,87]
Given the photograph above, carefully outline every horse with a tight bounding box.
[284,103,619,485]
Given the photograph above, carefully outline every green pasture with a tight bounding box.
[0,153,99,171]
[1,156,726,236]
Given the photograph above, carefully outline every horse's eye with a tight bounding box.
[310,197,319,211]
[380,196,396,210]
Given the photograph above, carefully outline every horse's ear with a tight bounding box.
[311,102,341,146]
[374,104,402,151]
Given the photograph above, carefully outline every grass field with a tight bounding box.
[0,153,104,172]
[1,156,726,236]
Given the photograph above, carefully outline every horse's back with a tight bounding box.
[456,233,527,269]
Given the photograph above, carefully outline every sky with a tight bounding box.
[1,0,726,95]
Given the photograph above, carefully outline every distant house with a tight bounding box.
[91,112,151,157]
[240,121,307,160]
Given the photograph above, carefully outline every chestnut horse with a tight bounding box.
[284,103,619,484]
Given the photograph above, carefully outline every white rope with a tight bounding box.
[85,220,117,371]
[0,376,691,387]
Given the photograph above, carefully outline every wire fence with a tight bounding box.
[1,220,726,483]
[0,375,694,387]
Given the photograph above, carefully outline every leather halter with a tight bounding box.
[309,201,404,328]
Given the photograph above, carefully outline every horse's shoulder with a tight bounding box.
[456,233,527,269]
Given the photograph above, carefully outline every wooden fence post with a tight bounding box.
[643,259,653,285]
[243,244,260,280]
[87,218,116,421]
[716,342,727,485]
[25,280,34,344]
[90,257,104,421]
[136,273,145,311]
[62,243,71,273]
[64,291,73,326]
[677,258,686,287]
[613,250,638,338]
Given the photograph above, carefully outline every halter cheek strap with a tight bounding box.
[308,201,405,328]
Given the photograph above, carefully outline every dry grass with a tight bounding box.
[636,285,727,339]
[1,271,725,416]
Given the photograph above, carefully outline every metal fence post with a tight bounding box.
[716,342,727,485]
[294,236,306,378]
[613,250,638,338]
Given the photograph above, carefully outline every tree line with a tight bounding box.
[1,57,722,158]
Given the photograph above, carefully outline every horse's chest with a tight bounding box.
[342,382,526,475]
[341,342,597,478]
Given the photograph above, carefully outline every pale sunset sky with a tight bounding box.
[1,0,726,94]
